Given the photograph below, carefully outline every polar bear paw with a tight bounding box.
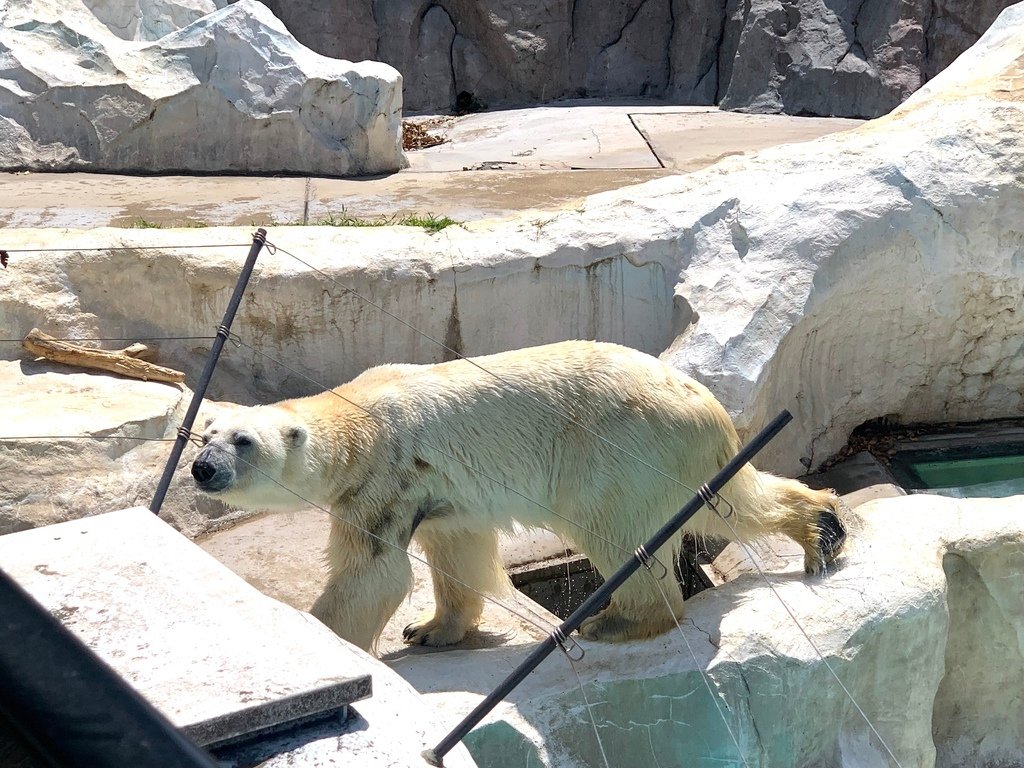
[804,508,848,576]
[578,610,674,643]
[403,614,469,647]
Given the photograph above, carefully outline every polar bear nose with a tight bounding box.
[191,458,217,484]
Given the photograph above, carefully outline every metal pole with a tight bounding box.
[424,410,793,765]
[0,569,220,768]
[150,228,268,515]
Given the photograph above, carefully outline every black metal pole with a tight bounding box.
[150,228,268,515]
[424,410,793,765]
[0,569,220,768]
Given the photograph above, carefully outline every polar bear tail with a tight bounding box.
[710,466,847,576]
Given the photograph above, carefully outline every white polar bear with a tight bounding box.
[192,340,845,651]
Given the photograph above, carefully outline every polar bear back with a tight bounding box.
[316,340,742,532]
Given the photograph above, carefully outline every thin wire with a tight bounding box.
[0,435,174,442]
[566,657,612,768]
[0,336,217,343]
[230,337,651,568]
[269,241,706,501]
[709,510,904,768]
[0,244,251,253]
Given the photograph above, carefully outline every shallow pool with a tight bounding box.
[890,448,1024,498]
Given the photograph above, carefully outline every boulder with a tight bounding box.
[0,0,406,175]
[263,0,1015,117]
[0,360,238,536]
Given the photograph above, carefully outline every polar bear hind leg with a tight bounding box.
[404,526,511,647]
[576,535,683,642]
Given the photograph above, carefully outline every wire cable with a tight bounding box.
[0,336,217,344]
[708,508,904,768]
[0,244,251,254]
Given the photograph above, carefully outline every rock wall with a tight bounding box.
[263,0,1016,117]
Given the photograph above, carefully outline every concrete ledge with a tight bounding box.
[0,507,477,766]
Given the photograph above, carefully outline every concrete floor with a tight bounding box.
[0,101,862,228]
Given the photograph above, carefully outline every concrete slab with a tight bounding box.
[630,110,864,171]
[0,507,479,766]
[0,507,371,746]
[405,104,672,171]
[0,173,310,229]
[0,102,860,229]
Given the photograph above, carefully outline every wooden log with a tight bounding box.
[22,328,185,384]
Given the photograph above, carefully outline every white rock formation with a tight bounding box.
[0,0,406,175]
[391,496,1024,768]
[0,359,238,536]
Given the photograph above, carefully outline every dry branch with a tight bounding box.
[22,328,185,384]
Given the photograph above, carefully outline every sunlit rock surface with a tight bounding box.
[399,496,1024,768]
[0,0,405,175]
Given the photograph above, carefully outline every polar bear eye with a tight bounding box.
[233,434,253,448]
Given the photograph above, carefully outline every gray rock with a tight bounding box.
[263,0,1017,117]
[0,0,406,175]
[717,0,926,118]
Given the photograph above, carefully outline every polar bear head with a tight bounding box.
[191,405,314,512]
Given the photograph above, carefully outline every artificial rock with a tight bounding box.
[396,495,1024,768]
[264,0,1015,117]
[0,0,405,175]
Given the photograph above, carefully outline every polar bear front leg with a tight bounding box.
[310,515,412,652]
[404,527,511,647]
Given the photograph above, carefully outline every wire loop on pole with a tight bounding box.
[634,544,668,580]
[697,483,734,519]
[551,628,585,662]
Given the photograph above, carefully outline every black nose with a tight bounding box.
[192,459,216,483]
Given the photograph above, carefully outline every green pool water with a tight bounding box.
[891,450,1024,498]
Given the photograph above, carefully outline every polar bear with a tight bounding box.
[192,340,845,651]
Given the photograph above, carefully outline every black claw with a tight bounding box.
[403,623,416,640]
[817,509,847,561]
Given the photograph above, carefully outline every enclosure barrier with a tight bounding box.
[423,409,793,766]
[149,228,268,515]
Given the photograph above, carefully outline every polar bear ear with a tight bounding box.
[285,425,308,448]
